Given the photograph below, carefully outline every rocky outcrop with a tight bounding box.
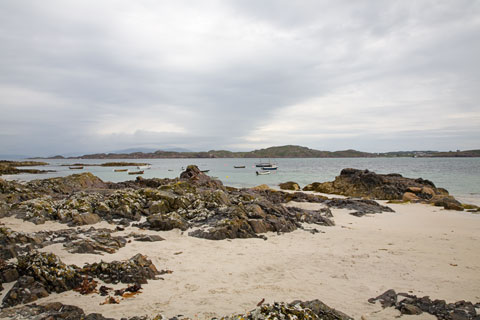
[1,276,49,307]
[81,254,159,284]
[16,252,82,293]
[180,165,224,189]
[223,300,352,320]
[369,289,480,319]
[303,168,472,211]
[0,299,352,320]
[0,302,115,320]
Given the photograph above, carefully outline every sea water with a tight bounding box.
[3,157,480,205]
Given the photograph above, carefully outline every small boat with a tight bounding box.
[168,169,174,171]
[137,165,151,170]
[128,170,144,175]
[256,171,270,175]
[255,162,273,167]
[261,165,278,171]
[69,166,83,169]
[114,169,128,172]
[201,170,210,173]
[234,165,246,168]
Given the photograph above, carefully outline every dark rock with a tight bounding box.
[180,165,224,189]
[303,168,455,204]
[368,289,397,308]
[0,302,116,320]
[133,234,165,242]
[2,275,49,307]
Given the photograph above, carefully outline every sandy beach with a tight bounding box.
[1,198,479,319]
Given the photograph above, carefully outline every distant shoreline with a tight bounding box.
[27,145,480,159]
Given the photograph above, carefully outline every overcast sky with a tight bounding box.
[1,0,479,156]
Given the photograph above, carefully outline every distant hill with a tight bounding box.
[38,145,480,159]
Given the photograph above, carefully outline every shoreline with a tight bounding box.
[1,200,479,319]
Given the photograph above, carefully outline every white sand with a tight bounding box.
[1,202,479,319]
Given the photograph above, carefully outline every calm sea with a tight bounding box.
[3,158,480,205]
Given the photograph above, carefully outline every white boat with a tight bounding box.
[137,165,151,170]
[256,171,271,175]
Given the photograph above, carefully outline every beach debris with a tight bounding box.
[99,285,113,296]
[174,251,183,255]
[114,283,142,297]
[100,296,120,305]
[74,276,98,295]
[256,298,265,306]
[159,269,173,275]
[369,289,479,319]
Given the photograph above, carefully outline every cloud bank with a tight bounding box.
[1,0,479,156]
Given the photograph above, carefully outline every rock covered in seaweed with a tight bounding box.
[303,168,469,211]
[81,254,159,284]
[16,251,82,293]
[222,300,352,320]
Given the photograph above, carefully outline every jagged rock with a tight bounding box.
[279,181,300,191]
[223,300,352,320]
[369,289,479,319]
[81,254,159,284]
[146,212,189,231]
[0,302,116,320]
[1,276,49,307]
[16,252,82,294]
[304,168,465,211]
[303,168,436,200]
[180,165,224,189]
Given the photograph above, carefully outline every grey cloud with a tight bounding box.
[1,0,479,156]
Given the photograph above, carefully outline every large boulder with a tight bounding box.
[180,165,224,189]
[303,168,465,211]
[279,181,301,191]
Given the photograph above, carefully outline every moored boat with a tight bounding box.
[137,165,151,170]
[69,166,83,169]
[261,165,278,171]
[255,162,273,167]
[114,169,128,172]
[128,170,144,175]
[234,165,246,168]
[256,170,271,175]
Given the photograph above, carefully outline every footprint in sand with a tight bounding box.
[184,283,200,291]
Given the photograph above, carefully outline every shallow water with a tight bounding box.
[3,157,480,205]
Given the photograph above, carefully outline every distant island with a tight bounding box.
[33,145,480,159]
